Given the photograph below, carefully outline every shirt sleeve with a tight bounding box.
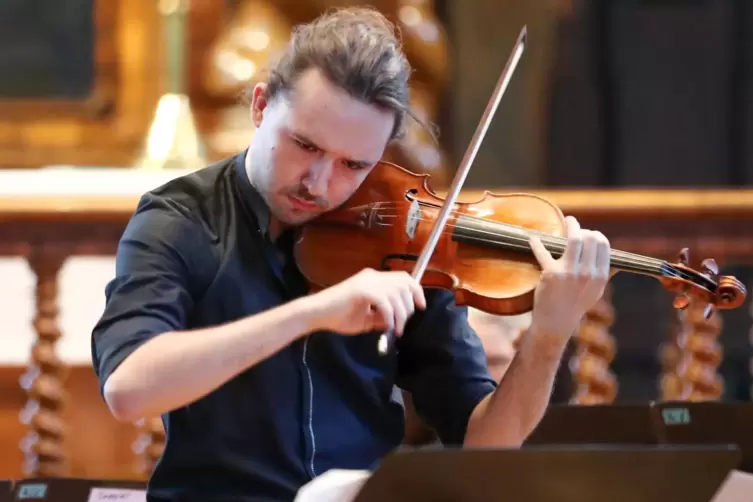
[90,194,215,394]
[396,289,498,445]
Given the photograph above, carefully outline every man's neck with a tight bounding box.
[244,148,256,191]
[244,149,287,242]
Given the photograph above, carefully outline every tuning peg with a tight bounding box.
[673,294,690,310]
[677,248,690,265]
[703,304,715,320]
[701,258,719,278]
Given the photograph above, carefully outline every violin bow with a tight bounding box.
[378,26,529,355]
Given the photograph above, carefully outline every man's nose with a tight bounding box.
[305,158,333,197]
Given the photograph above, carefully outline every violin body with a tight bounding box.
[297,26,745,355]
[295,161,570,316]
[294,161,747,319]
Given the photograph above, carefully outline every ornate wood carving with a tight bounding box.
[663,299,724,401]
[0,366,140,481]
[201,0,453,182]
[659,327,683,401]
[750,300,753,400]
[201,0,292,158]
[133,417,166,477]
[18,247,68,476]
[386,0,452,186]
[2,186,753,469]
[203,0,291,98]
[569,285,617,404]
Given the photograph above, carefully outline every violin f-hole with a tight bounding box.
[380,254,458,290]
[380,253,418,270]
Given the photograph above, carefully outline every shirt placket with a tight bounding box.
[264,232,318,479]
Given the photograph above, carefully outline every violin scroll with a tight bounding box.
[663,247,746,320]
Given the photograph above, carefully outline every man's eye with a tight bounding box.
[343,160,364,170]
[295,139,317,152]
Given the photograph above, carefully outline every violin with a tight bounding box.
[292,27,747,353]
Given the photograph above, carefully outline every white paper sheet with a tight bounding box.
[712,469,753,501]
[294,469,372,502]
[87,487,147,502]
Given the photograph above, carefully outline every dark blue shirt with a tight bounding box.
[91,152,497,502]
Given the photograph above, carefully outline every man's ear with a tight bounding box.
[250,82,269,127]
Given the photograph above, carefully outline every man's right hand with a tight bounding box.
[308,268,427,336]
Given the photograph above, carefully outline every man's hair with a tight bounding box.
[257,6,428,142]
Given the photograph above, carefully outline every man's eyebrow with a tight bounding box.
[291,132,321,150]
[291,132,376,167]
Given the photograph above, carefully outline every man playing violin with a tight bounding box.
[92,6,611,502]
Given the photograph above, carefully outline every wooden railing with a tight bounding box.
[2,175,752,479]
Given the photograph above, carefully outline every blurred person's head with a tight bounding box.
[468,309,531,381]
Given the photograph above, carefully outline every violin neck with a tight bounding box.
[451,215,668,277]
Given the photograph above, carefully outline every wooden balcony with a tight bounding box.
[1,167,751,480]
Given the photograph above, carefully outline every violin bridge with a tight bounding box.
[406,199,421,240]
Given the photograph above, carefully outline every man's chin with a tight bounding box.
[276,209,323,227]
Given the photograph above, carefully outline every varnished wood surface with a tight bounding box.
[1,187,751,217]
[3,187,753,264]
[0,365,140,481]
[0,185,746,477]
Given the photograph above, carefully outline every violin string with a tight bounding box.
[434,203,667,267]
[368,206,667,275]
[371,211,662,273]
[358,205,716,288]
[374,212,691,281]
[364,197,716,283]
[371,216,672,278]
[365,206,717,285]
[379,219,694,283]
[445,231,669,277]
[369,201,666,269]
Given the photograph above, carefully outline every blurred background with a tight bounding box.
[0,0,752,484]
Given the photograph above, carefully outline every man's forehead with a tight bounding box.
[283,73,393,162]
[286,72,350,118]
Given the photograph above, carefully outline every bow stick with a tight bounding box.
[377,26,529,355]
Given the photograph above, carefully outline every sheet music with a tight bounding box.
[87,488,147,502]
[294,469,372,502]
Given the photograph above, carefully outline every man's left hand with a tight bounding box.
[528,216,611,341]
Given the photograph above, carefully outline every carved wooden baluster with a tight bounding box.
[568,285,618,404]
[671,299,724,401]
[659,318,684,400]
[750,299,753,400]
[18,247,68,476]
[133,417,166,476]
[132,418,151,476]
[660,252,724,401]
[659,248,691,401]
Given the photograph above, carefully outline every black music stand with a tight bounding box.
[353,445,740,502]
[11,478,146,502]
[653,400,753,473]
[525,403,658,445]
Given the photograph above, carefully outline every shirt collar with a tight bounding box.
[233,150,272,237]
